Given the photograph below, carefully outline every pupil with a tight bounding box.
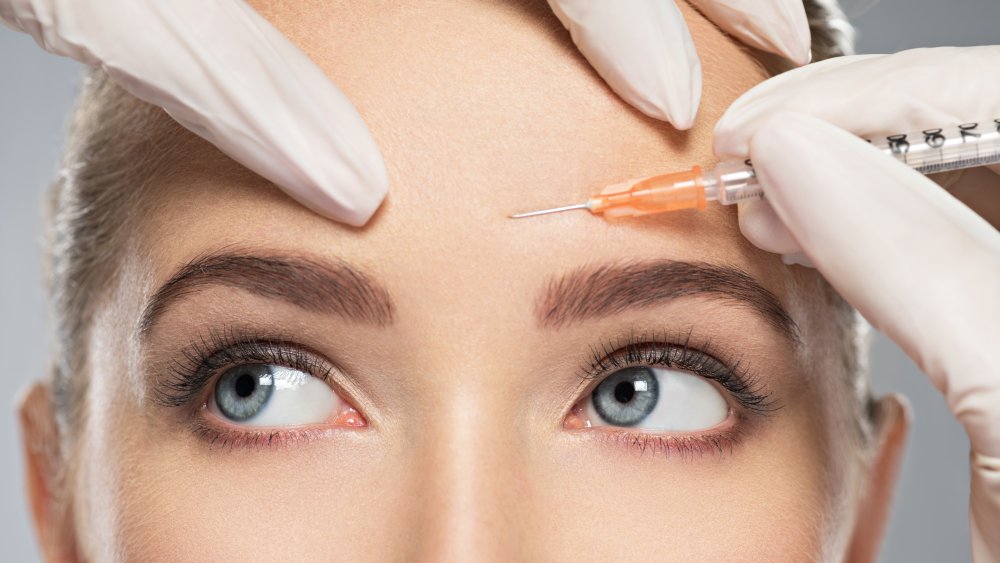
[234,373,257,398]
[614,381,635,403]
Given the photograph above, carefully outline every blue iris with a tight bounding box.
[592,366,660,426]
[215,364,275,421]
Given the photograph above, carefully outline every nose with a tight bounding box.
[408,372,532,562]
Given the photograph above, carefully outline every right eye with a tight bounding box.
[211,363,346,427]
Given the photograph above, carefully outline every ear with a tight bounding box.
[845,394,911,563]
[18,381,79,562]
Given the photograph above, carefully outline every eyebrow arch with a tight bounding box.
[536,260,800,343]
[138,251,395,336]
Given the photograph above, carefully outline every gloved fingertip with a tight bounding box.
[770,0,812,66]
[660,12,702,130]
[307,175,388,227]
[656,65,701,130]
[780,252,814,268]
[712,101,760,159]
[737,198,802,255]
[550,0,702,129]
[711,134,744,160]
[336,164,390,227]
[712,112,750,159]
[607,6,702,129]
[781,36,812,68]
[614,82,695,129]
[275,146,389,227]
[689,0,811,66]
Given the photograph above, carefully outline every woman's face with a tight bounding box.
[60,1,875,560]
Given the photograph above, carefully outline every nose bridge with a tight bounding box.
[390,232,538,561]
[411,363,530,562]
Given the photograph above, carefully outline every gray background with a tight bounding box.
[1,1,996,560]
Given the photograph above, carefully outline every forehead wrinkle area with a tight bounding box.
[138,251,395,337]
[537,260,801,343]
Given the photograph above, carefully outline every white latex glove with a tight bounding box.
[714,46,1000,561]
[546,0,813,129]
[0,0,388,226]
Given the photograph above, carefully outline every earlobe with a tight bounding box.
[845,394,912,563]
[18,380,79,562]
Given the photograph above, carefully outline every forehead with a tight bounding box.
[166,2,768,228]
[248,0,767,209]
[139,0,805,328]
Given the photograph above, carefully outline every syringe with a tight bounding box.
[510,118,1000,220]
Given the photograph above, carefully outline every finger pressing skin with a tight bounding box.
[688,0,812,66]
[547,0,701,129]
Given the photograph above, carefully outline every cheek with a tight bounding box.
[528,417,833,561]
[106,432,413,561]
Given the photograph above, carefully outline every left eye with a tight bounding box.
[587,366,728,431]
[210,363,341,427]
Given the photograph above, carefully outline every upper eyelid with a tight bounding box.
[580,339,778,415]
[581,337,729,379]
[582,346,722,386]
[155,336,334,409]
[175,326,333,376]
[199,341,330,377]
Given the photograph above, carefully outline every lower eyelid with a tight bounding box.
[194,401,367,450]
[597,427,746,458]
[190,418,354,451]
[568,404,749,457]
[564,391,755,459]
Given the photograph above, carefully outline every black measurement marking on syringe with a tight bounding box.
[959,122,982,142]
[922,128,946,148]
[887,134,910,155]
[913,151,1000,174]
[725,192,764,203]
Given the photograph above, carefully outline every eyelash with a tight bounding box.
[578,329,778,457]
[157,327,776,455]
[155,326,340,450]
[157,326,333,407]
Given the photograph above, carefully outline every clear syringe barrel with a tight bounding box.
[702,118,1000,205]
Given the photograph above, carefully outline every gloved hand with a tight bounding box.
[546,0,813,128]
[0,0,389,226]
[713,45,1000,561]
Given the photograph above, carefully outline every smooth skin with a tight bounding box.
[20,1,908,561]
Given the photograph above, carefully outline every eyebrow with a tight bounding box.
[139,251,395,336]
[536,260,800,342]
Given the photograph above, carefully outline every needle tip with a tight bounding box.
[508,203,589,219]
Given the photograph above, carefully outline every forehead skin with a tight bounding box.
[74,1,861,561]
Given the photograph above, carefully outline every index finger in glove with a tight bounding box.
[1,0,389,226]
[546,0,811,130]
[714,46,1000,158]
